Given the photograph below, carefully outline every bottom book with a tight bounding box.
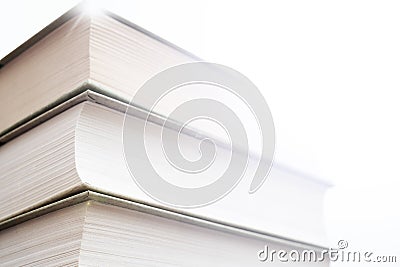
[0,191,328,266]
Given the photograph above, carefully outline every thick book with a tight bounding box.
[0,92,329,247]
[0,191,329,266]
[0,4,195,136]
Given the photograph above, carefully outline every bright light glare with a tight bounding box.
[80,0,104,16]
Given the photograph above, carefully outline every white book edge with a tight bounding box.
[0,86,332,190]
[0,190,327,252]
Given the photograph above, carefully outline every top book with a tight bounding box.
[0,4,196,137]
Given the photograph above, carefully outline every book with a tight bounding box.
[0,92,329,246]
[0,191,329,266]
[0,4,196,136]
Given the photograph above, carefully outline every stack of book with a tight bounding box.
[0,4,330,266]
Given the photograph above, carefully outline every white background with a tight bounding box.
[1,0,399,265]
